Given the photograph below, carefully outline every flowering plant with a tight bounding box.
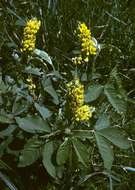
[0,1,134,189]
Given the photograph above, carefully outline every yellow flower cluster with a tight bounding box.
[72,56,83,65]
[74,105,92,121]
[67,78,93,122]
[72,55,89,65]
[77,22,96,62]
[67,78,84,107]
[21,18,41,52]
[26,77,36,92]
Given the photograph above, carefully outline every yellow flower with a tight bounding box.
[67,78,84,107]
[74,105,93,121]
[21,18,41,52]
[67,79,95,122]
[26,77,36,91]
[77,22,96,60]
[72,56,82,65]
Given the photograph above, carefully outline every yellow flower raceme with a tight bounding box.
[77,22,96,61]
[26,77,36,91]
[67,78,95,122]
[72,56,82,65]
[74,105,93,121]
[67,78,84,107]
[22,18,41,52]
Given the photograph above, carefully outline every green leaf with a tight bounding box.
[0,80,8,94]
[34,103,52,120]
[24,66,43,76]
[45,85,59,105]
[81,73,87,81]
[110,67,127,100]
[72,49,81,55]
[72,138,89,167]
[18,137,42,167]
[42,141,57,178]
[98,127,130,149]
[94,132,114,170]
[49,70,63,79]
[92,73,102,80]
[95,114,110,130]
[33,49,53,65]
[104,84,127,114]
[72,130,93,139]
[85,84,103,103]
[0,114,14,124]
[0,136,13,157]
[56,138,70,165]
[12,100,28,116]
[0,125,17,137]
[15,115,51,133]
[42,78,59,105]
[15,19,25,26]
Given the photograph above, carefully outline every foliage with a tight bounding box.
[0,0,135,189]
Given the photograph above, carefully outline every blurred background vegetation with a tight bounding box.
[0,0,135,189]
